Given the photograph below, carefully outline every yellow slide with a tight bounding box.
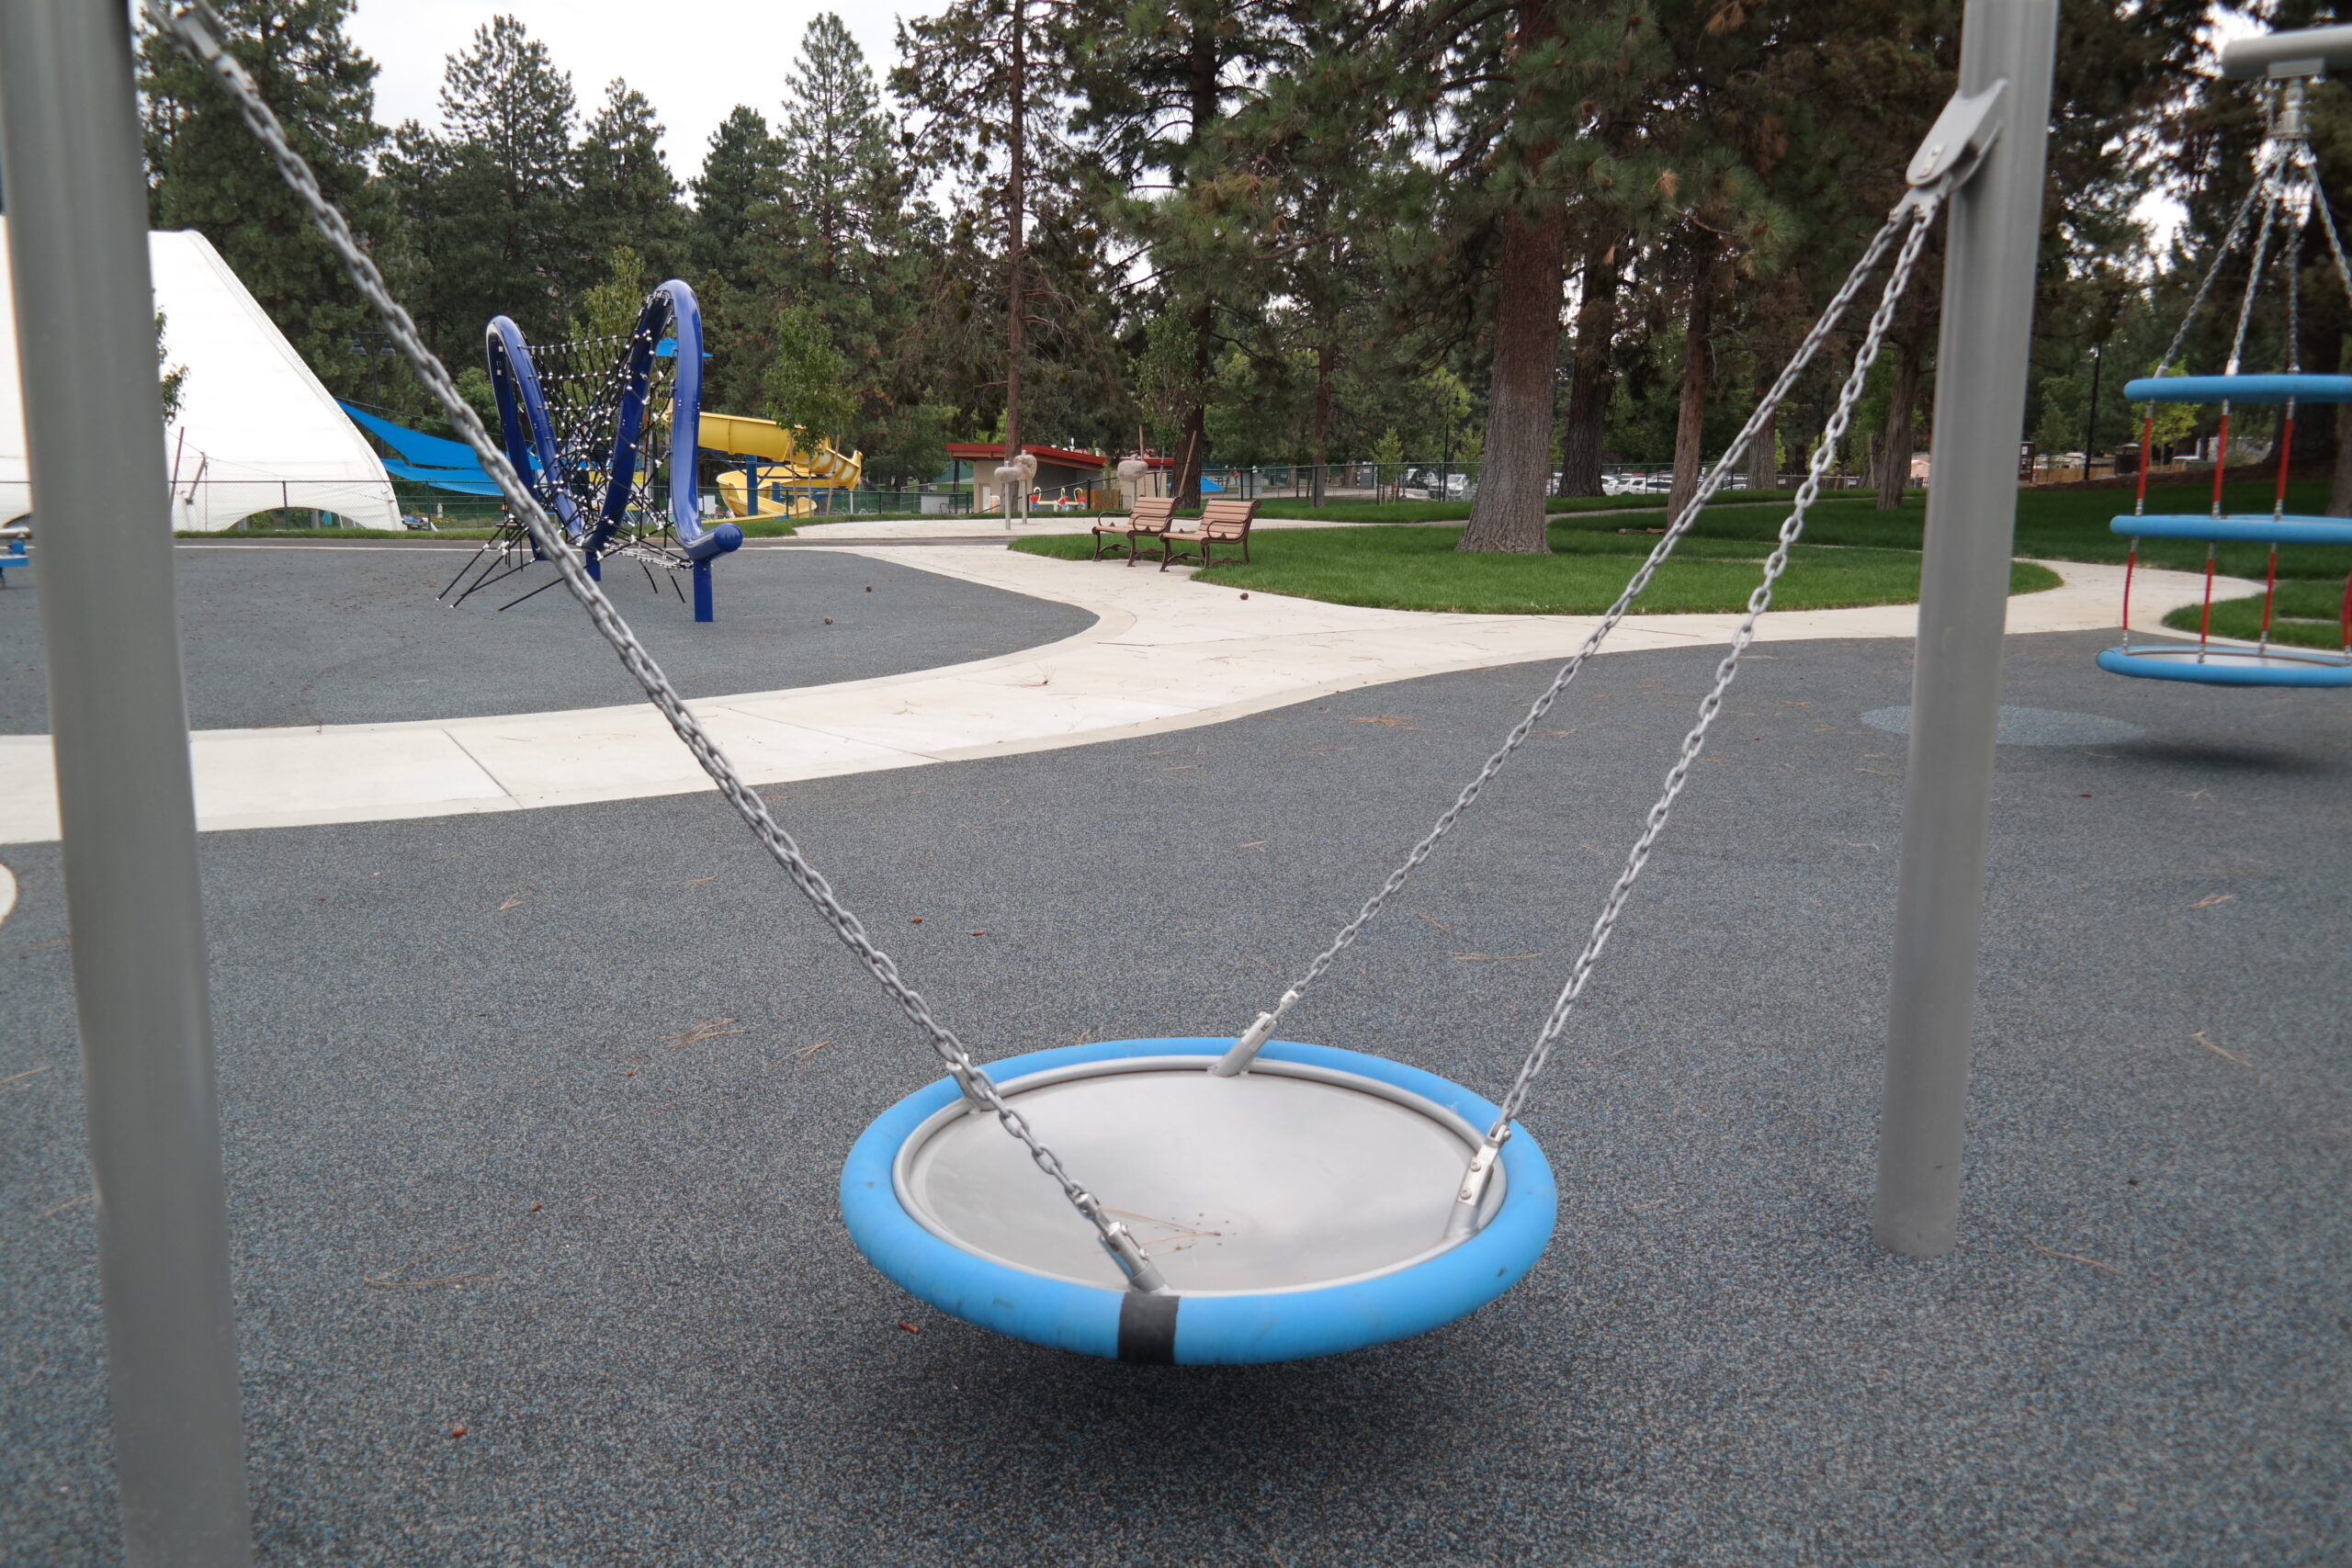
[698,411,864,520]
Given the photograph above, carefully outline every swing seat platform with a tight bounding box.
[2098,643,2352,687]
[2122,373,2352,404]
[2111,513,2352,546]
[841,1037,1557,1365]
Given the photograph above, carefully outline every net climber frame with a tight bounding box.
[440,283,744,622]
[2102,33,2352,689]
[92,0,2041,1436]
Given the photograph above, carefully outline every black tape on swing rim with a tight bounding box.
[1116,1292,1181,1364]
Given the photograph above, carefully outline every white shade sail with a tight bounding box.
[0,220,397,532]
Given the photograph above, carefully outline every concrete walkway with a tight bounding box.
[0,549,2233,843]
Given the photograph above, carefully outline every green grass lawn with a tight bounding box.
[1014,522,2059,615]
[2162,581,2351,650]
[1250,490,1804,523]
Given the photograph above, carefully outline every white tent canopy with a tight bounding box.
[0,220,397,532]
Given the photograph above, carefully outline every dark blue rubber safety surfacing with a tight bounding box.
[840,1037,1558,1365]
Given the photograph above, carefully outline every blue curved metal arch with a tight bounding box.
[483,316,585,542]
[604,280,742,566]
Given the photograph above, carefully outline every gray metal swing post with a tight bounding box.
[1871,0,2057,1258]
[0,0,254,1562]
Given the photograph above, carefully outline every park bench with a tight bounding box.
[1091,494,1177,564]
[1159,497,1258,570]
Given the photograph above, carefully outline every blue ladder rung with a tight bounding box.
[2121,373,2352,404]
[2109,513,2352,546]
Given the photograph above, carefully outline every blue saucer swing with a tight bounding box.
[842,1038,1556,1364]
[2098,84,2352,691]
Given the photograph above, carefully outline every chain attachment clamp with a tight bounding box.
[1212,990,1297,1077]
[1442,1139,1505,1242]
[1900,80,2006,212]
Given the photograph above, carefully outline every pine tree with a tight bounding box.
[139,0,387,396]
[895,0,1046,462]
[689,107,785,291]
[778,16,905,288]
[576,81,685,281]
[1064,0,1297,504]
[773,15,921,457]
[380,14,580,360]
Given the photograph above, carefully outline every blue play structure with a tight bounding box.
[2099,62,2352,691]
[446,280,741,621]
[2099,376,2352,688]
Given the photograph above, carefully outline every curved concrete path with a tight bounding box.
[0,549,2234,843]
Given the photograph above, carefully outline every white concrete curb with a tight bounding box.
[0,549,2232,844]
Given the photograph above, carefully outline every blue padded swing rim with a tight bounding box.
[2098,645,2352,687]
[2121,373,2352,403]
[839,1036,1558,1366]
[2109,513,2352,546]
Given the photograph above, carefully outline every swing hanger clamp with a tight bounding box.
[2221,24,2352,83]
[1900,80,2007,209]
[1442,1138,1505,1242]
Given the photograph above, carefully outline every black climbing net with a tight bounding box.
[442,320,699,611]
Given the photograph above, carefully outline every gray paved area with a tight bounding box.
[2,626,2346,1565]
[0,546,1091,732]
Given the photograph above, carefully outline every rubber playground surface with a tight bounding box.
[0,544,1093,732]
[2,548,2346,1565]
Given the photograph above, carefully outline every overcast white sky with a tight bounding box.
[349,1,2266,228]
[345,0,918,185]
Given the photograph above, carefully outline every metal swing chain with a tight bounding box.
[2307,155,2352,312]
[2151,159,2276,380]
[2224,197,2278,378]
[150,1,1169,1293]
[1218,200,1928,1073]
[1475,202,1942,1173]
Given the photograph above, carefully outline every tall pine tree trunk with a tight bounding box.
[1178,300,1212,507]
[1877,320,1924,510]
[1312,335,1333,507]
[1459,200,1567,551]
[1746,386,1777,491]
[1667,261,1715,519]
[1557,231,1621,497]
[1174,19,1220,511]
[1460,0,1565,553]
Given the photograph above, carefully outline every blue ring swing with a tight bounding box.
[2098,70,2352,689]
